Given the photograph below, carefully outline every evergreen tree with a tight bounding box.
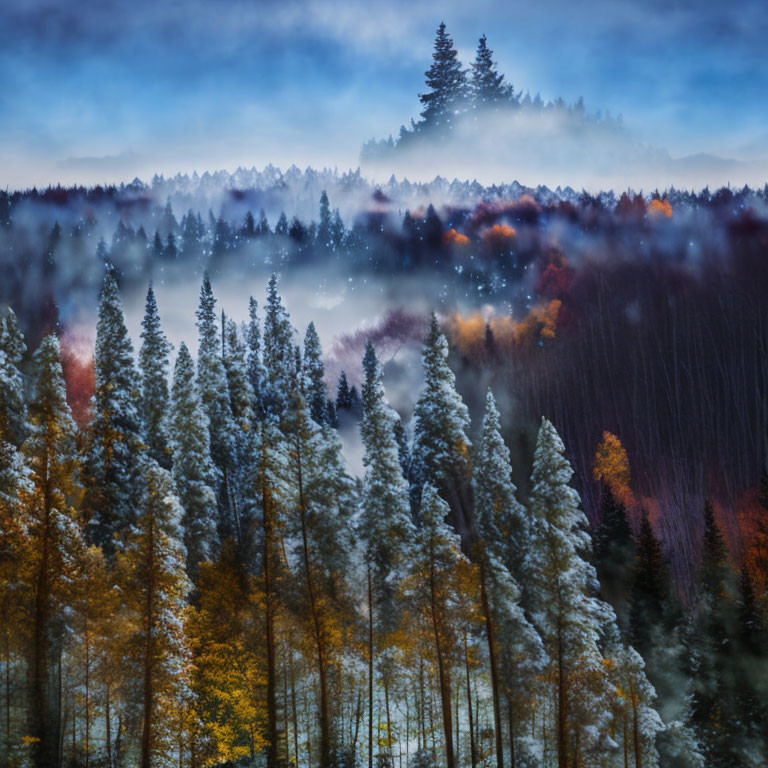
[84,268,143,553]
[470,35,512,109]
[419,23,467,130]
[139,284,172,468]
[246,297,266,417]
[471,390,539,768]
[593,483,635,616]
[629,510,668,656]
[336,370,354,411]
[525,417,620,767]
[23,335,84,768]
[303,322,328,425]
[317,191,333,249]
[118,461,191,768]
[169,343,219,580]
[0,308,28,447]
[410,312,472,540]
[262,274,295,422]
[360,342,415,768]
[195,274,239,542]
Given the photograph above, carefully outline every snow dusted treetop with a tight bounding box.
[0,307,28,448]
[169,342,218,579]
[360,341,414,589]
[526,416,621,762]
[470,34,513,109]
[411,312,472,537]
[139,284,172,469]
[473,388,528,573]
[246,296,266,418]
[303,321,328,426]
[86,267,143,553]
[262,273,295,422]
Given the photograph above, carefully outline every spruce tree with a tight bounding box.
[317,191,333,250]
[419,23,467,130]
[24,335,84,768]
[246,297,266,418]
[410,312,472,539]
[336,370,353,411]
[84,268,143,553]
[195,274,239,542]
[360,342,415,768]
[470,35,512,109]
[303,322,328,425]
[262,274,295,422]
[139,284,172,468]
[525,417,622,767]
[169,343,219,580]
[119,460,191,768]
[0,308,28,447]
[471,389,539,768]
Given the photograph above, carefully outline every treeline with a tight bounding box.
[362,23,621,160]
[1,272,767,768]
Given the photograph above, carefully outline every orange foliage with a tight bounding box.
[593,431,635,508]
[446,299,562,357]
[536,248,574,299]
[736,487,768,592]
[443,228,470,246]
[648,199,673,218]
[483,224,517,242]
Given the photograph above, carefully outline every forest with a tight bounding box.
[1,206,767,768]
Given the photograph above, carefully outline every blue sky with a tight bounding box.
[1,0,767,187]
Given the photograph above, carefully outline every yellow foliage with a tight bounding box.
[593,431,634,508]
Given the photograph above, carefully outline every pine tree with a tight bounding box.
[303,322,328,425]
[471,389,539,768]
[169,343,219,580]
[336,371,354,411]
[525,417,619,767]
[317,191,333,250]
[139,284,172,468]
[246,297,266,418]
[593,483,635,616]
[84,268,143,553]
[262,274,295,422]
[629,511,668,656]
[470,35,512,109]
[419,23,467,130]
[410,313,472,540]
[195,274,239,542]
[283,389,355,768]
[0,308,28,447]
[360,342,415,768]
[119,460,191,768]
[23,335,84,768]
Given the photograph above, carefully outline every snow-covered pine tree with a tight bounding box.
[0,308,28,447]
[469,35,513,110]
[23,334,85,768]
[262,274,295,422]
[419,23,467,131]
[303,322,328,425]
[317,191,332,250]
[195,274,239,542]
[410,312,472,540]
[283,388,355,768]
[246,296,266,418]
[525,417,622,767]
[471,389,540,768]
[118,460,191,768]
[139,284,172,468]
[168,343,219,580]
[84,268,143,553]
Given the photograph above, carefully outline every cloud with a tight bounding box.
[59,149,140,173]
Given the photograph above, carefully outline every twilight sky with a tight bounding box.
[1,0,767,188]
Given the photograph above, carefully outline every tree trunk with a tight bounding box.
[556,620,568,768]
[479,559,504,768]
[296,442,332,768]
[428,555,454,768]
[631,683,642,768]
[465,638,476,768]
[140,509,156,768]
[368,565,374,768]
[105,683,112,768]
[261,438,280,768]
